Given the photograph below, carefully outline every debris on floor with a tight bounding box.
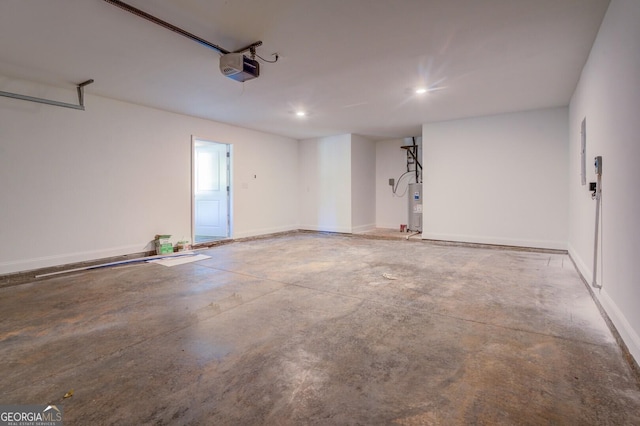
[176,240,192,252]
[382,273,398,280]
[63,389,73,399]
[35,252,199,278]
[148,254,211,267]
[155,234,173,255]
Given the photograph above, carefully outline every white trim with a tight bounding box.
[0,243,150,275]
[422,232,567,250]
[232,225,299,239]
[191,136,232,242]
[568,243,591,281]
[376,223,405,230]
[351,223,376,234]
[599,288,640,364]
[191,136,197,246]
[568,244,640,365]
[297,224,353,234]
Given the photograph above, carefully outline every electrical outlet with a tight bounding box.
[389,178,394,186]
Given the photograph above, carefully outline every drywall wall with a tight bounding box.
[298,134,377,233]
[232,131,298,239]
[350,135,376,233]
[298,135,352,233]
[422,107,569,249]
[0,83,298,274]
[568,0,640,363]
[375,139,411,229]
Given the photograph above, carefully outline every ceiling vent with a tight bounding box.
[219,53,260,82]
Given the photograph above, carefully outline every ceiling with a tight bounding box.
[0,0,609,140]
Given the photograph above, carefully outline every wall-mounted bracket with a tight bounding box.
[0,79,94,111]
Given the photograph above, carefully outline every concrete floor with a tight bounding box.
[357,227,424,241]
[1,233,639,425]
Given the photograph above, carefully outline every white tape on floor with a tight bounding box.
[148,254,211,267]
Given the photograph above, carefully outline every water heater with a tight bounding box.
[408,183,422,232]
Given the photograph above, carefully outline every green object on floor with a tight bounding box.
[155,234,172,254]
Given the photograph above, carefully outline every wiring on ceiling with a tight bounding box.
[255,53,279,63]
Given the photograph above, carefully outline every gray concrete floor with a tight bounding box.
[357,227,423,241]
[1,233,639,425]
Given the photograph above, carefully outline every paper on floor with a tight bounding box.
[148,254,211,267]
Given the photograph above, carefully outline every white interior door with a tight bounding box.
[193,139,229,242]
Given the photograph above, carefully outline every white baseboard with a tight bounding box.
[0,243,150,275]
[232,225,298,239]
[298,224,353,234]
[568,244,640,366]
[421,232,567,251]
[599,289,640,364]
[376,223,403,230]
[568,244,591,281]
[352,223,376,234]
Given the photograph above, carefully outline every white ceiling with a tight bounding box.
[0,0,609,140]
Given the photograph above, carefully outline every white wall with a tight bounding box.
[375,138,410,229]
[568,0,640,363]
[350,135,376,233]
[0,85,298,274]
[298,134,352,233]
[422,108,569,249]
[232,132,299,239]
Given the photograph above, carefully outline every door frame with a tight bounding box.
[191,136,232,243]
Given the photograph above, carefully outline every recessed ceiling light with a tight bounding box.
[415,87,428,94]
[296,111,306,117]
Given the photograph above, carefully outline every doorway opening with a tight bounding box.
[192,138,231,243]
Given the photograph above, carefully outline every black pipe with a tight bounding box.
[411,137,420,183]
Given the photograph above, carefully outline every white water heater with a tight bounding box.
[408,183,422,232]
